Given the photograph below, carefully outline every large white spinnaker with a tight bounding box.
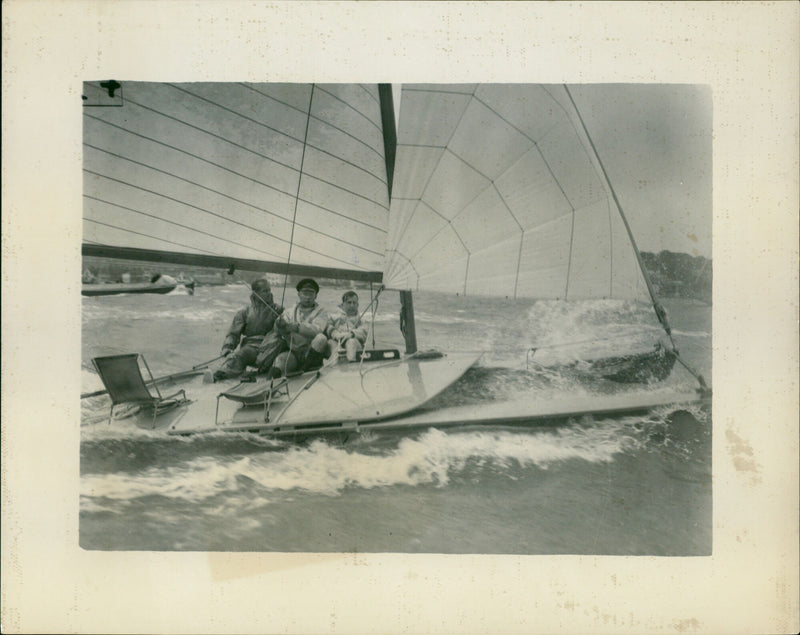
[382,84,653,304]
[83,82,392,281]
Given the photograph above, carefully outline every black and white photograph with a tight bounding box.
[79,81,713,555]
[3,2,798,634]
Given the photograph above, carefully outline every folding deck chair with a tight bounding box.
[214,376,290,426]
[91,354,189,428]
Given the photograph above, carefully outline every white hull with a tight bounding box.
[159,352,482,436]
[85,351,708,440]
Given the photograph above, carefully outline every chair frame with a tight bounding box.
[215,376,289,426]
[91,353,188,428]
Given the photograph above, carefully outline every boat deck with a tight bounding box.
[166,351,482,436]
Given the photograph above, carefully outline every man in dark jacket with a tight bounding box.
[213,278,285,381]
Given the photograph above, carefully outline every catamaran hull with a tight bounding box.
[162,352,481,436]
[86,350,706,440]
[569,347,677,383]
[251,389,709,440]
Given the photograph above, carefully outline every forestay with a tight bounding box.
[83,82,391,277]
[383,84,652,302]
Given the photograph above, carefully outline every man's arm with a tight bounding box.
[221,307,247,354]
[328,312,348,341]
[287,309,329,338]
[351,318,369,344]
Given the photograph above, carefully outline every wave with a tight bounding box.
[80,419,662,506]
[671,329,710,338]
[83,304,230,322]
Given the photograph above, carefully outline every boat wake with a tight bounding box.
[80,402,708,510]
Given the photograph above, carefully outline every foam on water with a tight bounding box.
[671,328,710,338]
[409,311,484,325]
[525,299,667,363]
[83,302,229,323]
[80,421,643,506]
[81,456,249,503]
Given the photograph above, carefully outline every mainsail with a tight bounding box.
[83,82,659,313]
[382,84,652,304]
[83,82,391,281]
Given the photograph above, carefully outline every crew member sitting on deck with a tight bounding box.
[267,278,330,377]
[327,291,368,362]
[213,278,285,382]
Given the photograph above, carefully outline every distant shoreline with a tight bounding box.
[81,250,712,302]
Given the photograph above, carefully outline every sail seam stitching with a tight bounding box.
[244,82,383,133]
[86,113,387,212]
[316,84,384,134]
[83,171,387,256]
[84,193,383,267]
[190,83,387,177]
[178,83,386,162]
[118,93,389,189]
[84,121,390,224]
[84,218,255,258]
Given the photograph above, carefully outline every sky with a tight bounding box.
[569,84,712,259]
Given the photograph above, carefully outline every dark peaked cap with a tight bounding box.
[295,278,319,293]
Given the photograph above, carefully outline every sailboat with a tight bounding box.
[81,278,178,296]
[81,81,709,437]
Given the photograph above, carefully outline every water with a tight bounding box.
[80,285,712,554]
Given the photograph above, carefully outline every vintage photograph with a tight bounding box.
[5,2,798,632]
[79,82,712,554]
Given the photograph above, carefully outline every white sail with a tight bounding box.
[383,84,651,302]
[84,82,653,304]
[83,82,390,276]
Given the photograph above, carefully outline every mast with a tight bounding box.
[378,84,397,199]
[379,85,418,353]
[563,85,673,336]
[399,290,418,354]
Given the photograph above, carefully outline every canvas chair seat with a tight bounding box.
[215,376,289,426]
[91,354,188,428]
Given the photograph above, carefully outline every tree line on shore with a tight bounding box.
[640,251,711,303]
[81,252,712,303]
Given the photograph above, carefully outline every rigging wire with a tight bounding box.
[358,285,385,376]
[369,281,378,348]
[281,84,315,308]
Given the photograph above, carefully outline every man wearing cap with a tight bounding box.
[213,278,285,381]
[268,278,331,377]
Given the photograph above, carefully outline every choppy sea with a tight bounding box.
[80,284,711,554]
